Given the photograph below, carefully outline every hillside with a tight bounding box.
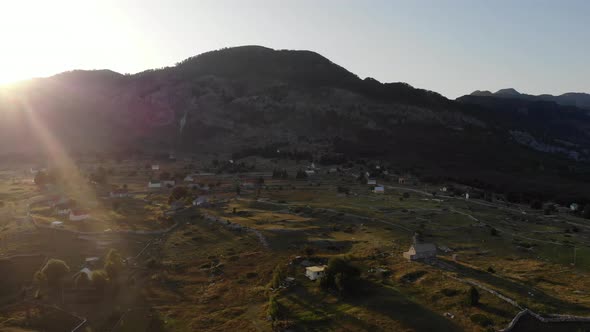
[1,46,590,202]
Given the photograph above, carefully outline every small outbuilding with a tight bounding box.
[367,179,377,185]
[305,265,327,281]
[148,180,161,189]
[70,210,90,221]
[50,221,64,228]
[373,186,385,194]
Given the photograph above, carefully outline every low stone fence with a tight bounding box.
[203,213,269,249]
[501,309,590,331]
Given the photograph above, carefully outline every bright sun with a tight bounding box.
[0,0,143,85]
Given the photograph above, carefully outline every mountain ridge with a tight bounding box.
[467,88,590,110]
[1,45,590,203]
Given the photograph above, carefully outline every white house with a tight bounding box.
[367,179,377,185]
[305,170,315,176]
[570,203,579,211]
[151,164,160,171]
[148,180,161,189]
[398,177,406,184]
[373,186,385,194]
[329,168,337,173]
[193,196,209,207]
[162,180,176,187]
[69,210,90,221]
[50,221,64,228]
[78,267,93,281]
[305,265,327,281]
[184,175,195,182]
[403,234,436,261]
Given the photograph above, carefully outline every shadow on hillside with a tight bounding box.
[441,259,588,313]
[346,279,461,332]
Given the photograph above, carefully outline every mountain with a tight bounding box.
[1,45,590,203]
[467,88,590,110]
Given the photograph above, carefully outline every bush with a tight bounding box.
[487,266,495,273]
[467,286,480,306]
[403,192,410,199]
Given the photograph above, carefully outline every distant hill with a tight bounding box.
[2,45,590,203]
[467,88,590,110]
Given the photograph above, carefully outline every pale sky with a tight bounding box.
[0,0,588,98]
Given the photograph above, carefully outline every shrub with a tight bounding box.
[403,192,410,199]
[467,286,480,306]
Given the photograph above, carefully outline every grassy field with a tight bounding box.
[1,160,590,331]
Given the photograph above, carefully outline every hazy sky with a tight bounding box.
[0,0,588,98]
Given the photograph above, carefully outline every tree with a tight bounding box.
[468,286,480,306]
[104,249,124,280]
[583,205,590,219]
[270,265,286,289]
[267,296,280,321]
[320,257,361,296]
[41,259,70,288]
[169,186,189,204]
[92,270,109,291]
[235,184,241,195]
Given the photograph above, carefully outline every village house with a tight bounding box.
[55,202,71,216]
[162,180,176,188]
[193,196,209,207]
[77,267,94,281]
[50,221,64,228]
[110,188,129,198]
[69,209,90,221]
[373,186,385,194]
[398,177,406,184]
[329,168,337,173]
[305,170,315,176]
[184,175,195,182]
[151,164,160,171]
[570,203,579,211]
[305,265,327,281]
[403,233,437,261]
[367,179,377,185]
[148,180,161,189]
